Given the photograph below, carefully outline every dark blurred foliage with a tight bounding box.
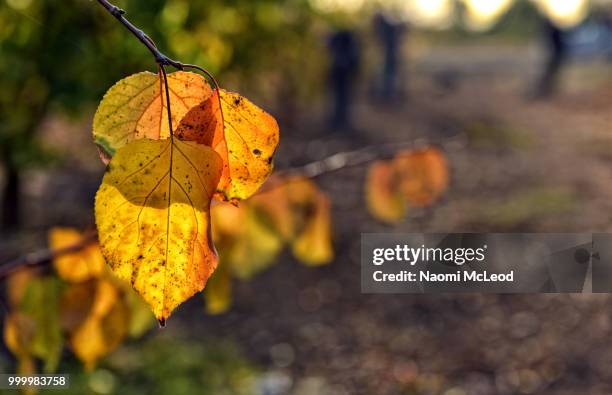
[0,0,325,228]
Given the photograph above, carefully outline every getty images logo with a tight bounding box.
[372,244,488,266]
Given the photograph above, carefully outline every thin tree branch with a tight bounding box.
[95,0,184,70]
[0,3,439,279]
[95,0,222,91]
[270,140,425,180]
[0,230,98,278]
[0,140,435,279]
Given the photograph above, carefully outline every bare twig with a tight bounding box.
[0,140,432,278]
[0,2,439,279]
[95,0,222,91]
[0,230,98,278]
[95,0,183,70]
[273,141,421,180]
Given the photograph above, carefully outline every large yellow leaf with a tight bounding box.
[95,138,223,322]
[93,71,212,158]
[49,227,105,283]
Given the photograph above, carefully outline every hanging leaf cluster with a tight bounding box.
[204,176,334,314]
[3,228,155,375]
[92,71,280,322]
[365,146,450,223]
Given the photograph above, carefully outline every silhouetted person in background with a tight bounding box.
[535,18,568,98]
[328,30,360,130]
[373,12,407,102]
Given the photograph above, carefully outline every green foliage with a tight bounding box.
[0,0,323,227]
[42,336,259,395]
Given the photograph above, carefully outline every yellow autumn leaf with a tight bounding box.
[95,138,223,322]
[64,280,129,370]
[3,313,35,374]
[59,281,96,333]
[175,89,230,201]
[247,179,295,240]
[93,71,279,202]
[4,276,63,373]
[212,203,284,280]
[365,146,450,223]
[203,264,232,315]
[365,161,407,223]
[218,90,279,201]
[291,193,334,266]
[176,89,280,202]
[49,227,105,283]
[6,269,34,308]
[280,177,334,265]
[93,71,212,159]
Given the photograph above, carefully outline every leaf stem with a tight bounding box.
[159,65,174,137]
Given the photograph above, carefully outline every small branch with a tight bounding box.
[0,230,98,278]
[95,0,183,70]
[95,0,221,91]
[274,140,423,180]
[0,141,434,279]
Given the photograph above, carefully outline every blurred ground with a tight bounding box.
[5,40,612,394]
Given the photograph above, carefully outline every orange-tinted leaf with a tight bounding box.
[365,161,407,223]
[393,146,450,207]
[291,193,334,266]
[218,90,279,201]
[59,281,96,332]
[6,269,34,308]
[365,146,450,223]
[49,228,105,283]
[279,177,334,265]
[93,71,213,160]
[175,89,230,200]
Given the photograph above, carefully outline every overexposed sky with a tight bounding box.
[308,0,596,30]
